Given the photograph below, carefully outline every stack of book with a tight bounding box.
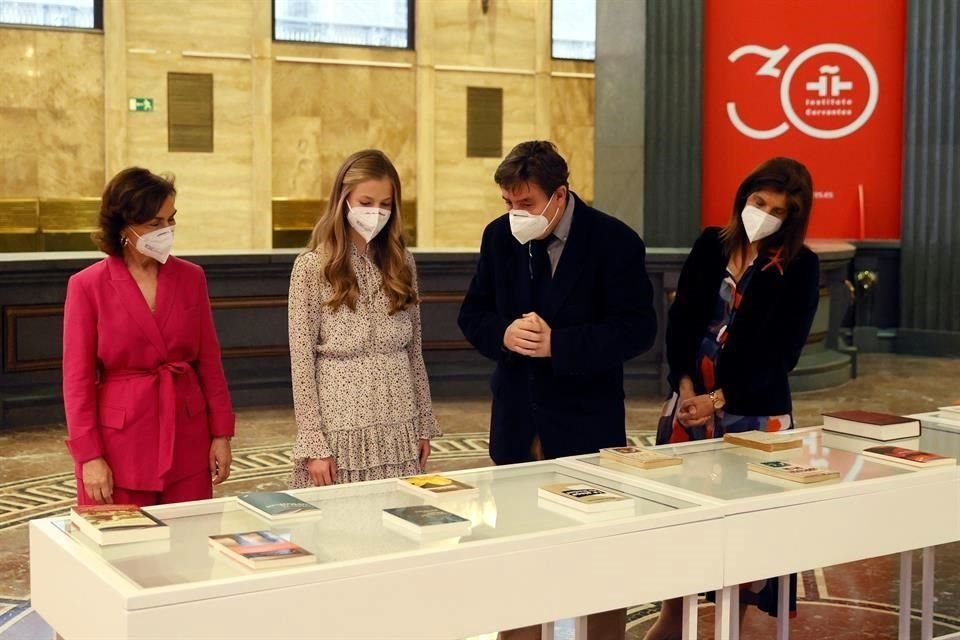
[822,410,921,451]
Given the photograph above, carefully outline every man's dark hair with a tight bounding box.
[494,140,570,196]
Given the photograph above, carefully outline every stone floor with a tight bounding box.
[0,353,958,638]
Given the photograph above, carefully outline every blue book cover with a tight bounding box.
[238,492,320,520]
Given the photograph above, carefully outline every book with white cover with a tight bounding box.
[538,496,636,522]
[722,430,802,452]
[537,483,633,513]
[381,505,472,542]
[913,411,960,428]
[598,446,682,469]
[746,460,840,484]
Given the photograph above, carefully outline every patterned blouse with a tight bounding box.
[658,252,792,444]
[287,245,440,487]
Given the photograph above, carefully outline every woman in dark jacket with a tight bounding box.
[644,157,820,639]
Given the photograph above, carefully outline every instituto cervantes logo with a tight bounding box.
[726,43,879,140]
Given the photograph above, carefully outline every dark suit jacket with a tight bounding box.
[666,227,820,416]
[457,194,657,464]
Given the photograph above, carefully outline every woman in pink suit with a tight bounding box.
[62,167,235,506]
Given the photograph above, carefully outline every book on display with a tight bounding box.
[822,410,920,441]
[822,430,919,453]
[722,430,802,452]
[933,406,960,420]
[746,460,840,484]
[237,492,320,521]
[381,505,472,542]
[397,474,478,499]
[69,504,169,546]
[208,530,315,569]
[598,446,682,469]
[537,496,635,522]
[912,411,960,428]
[861,446,956,468]
[537,483,632,513]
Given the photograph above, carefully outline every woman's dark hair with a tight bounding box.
[494,140,570,196]
[720,157,813,266]
[95,167,176,256]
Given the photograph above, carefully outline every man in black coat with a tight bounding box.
[458,140,658,465]
[458,141,657,640]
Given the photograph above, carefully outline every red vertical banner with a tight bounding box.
[702,0,906,239]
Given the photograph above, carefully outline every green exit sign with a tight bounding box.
[128,98,155,112]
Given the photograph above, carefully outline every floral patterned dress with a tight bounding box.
[287,245,440,487]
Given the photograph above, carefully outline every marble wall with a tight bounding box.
[0,28,104,199]
[551,71,595,204]
[427,0,596,247]
[270,43,417,202]
[0,0,596,250]
[122,0,259,250]
[433,71,538,247]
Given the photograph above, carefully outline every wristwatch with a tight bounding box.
[709,390,725,410]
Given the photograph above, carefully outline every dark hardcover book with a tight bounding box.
[822,410,920,441]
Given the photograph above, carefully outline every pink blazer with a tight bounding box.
[62,255,235,491]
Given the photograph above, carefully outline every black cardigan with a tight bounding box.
[666,227,820,417]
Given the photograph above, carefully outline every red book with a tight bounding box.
[862,446,955,468]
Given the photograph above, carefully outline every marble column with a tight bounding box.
[251,0,273,249]
[593,0,646,234]
[595,0,704,247]
[103,0,127,178]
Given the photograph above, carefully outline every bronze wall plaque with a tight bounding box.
[466,86,503,158]
[168,72,214,153]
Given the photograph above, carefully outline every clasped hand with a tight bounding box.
[503,312,551,358]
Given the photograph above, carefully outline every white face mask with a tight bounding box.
[741,204,784,243]
[130,227,175,264]
[508,193,556,245]
[347,203,391,243]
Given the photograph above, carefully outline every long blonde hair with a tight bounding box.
[306,149,417,314]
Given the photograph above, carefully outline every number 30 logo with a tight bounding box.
[726,43,879,140]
